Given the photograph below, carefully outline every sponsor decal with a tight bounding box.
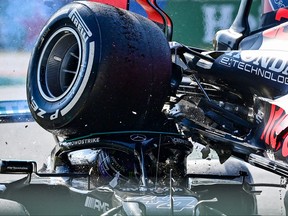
[130,134,147,142]
[219,51,288,85]
[171,137,190,145]
[84,196,109,212]
[269,0,288,11]
[260,104,288,157]
[63,137,100,146]
[68,9,92,42]
[120,187,183,192]
[129,195,197,212]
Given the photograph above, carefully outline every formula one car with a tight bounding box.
[0,0,287,215]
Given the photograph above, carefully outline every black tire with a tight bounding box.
[27,2,172,137]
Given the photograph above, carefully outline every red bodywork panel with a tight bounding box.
[89,0,128,9]
[259,96,288,161]
[89,0,172,40]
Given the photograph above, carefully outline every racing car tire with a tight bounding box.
[27,2,172,137]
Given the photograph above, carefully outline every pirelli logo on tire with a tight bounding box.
[68,8,92,42]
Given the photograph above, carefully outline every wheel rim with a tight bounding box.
[37,27,82,102]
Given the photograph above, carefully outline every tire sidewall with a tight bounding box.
[27,2,100,129]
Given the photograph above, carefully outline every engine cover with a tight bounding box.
[193,50,288,100]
